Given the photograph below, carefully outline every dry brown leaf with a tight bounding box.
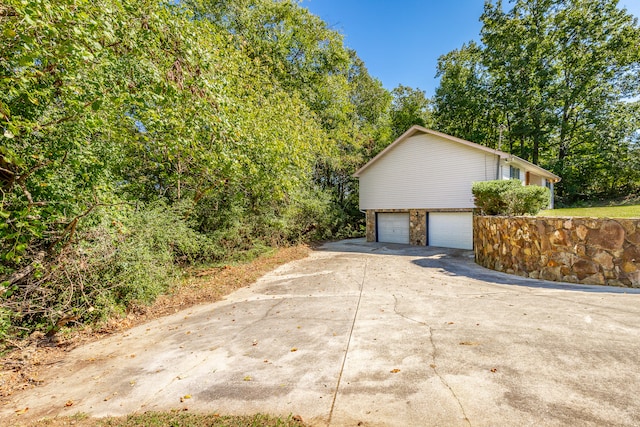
[459,341,480,346]
[390,368,401,373]
[290,348,298,352]
[15,407,29,415]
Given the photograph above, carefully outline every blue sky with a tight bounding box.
[301,0,640,97]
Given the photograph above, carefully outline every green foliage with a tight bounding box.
[0,307,13,343]
[433,0,640,202]
[473,180,550,216]
[389,85,431,140]
[503,185,552,216]
[0,0,385,341]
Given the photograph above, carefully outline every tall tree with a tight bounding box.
[433,0,640,201]
[433,42,497,146]
[389,85,431,140]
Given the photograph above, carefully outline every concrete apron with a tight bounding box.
[3,239,640,426]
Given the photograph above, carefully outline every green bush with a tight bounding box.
[0,202,218,339]
[472,179,550,215]
[503,184,552,215]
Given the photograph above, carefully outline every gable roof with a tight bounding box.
[353,125,561,182]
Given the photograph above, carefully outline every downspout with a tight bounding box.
[496,124,505,180]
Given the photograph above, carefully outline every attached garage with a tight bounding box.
[354,126,561,249]
[376,212,410,244]
[428,212,473,250]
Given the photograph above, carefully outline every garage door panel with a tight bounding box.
[429,212,473,250]
[377,213,410,244]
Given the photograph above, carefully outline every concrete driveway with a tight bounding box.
[3,239,640,426]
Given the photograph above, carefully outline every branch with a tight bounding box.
[1,251,46,289]
[33,97,100,131]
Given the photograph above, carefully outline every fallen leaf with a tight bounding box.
[490,368,497,373]
[390,368,401,373]
[243,376,252,381]
[290,348,298,352]
[15,407,29,415]
[429,364,436,369]
[65,400,74,407]
[459,341,480,346]
[447,322,454,325]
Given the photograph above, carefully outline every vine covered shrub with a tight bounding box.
[472,180,550,215]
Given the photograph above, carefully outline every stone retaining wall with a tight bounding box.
[474,216,640,287]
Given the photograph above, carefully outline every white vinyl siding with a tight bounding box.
[377,213,410,244]
[428,212,473,250]
[358,134,498,210]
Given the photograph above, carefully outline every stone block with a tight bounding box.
[582,273,605,286]
[628,271,640,288]
[576,224,589,240]
[573,259,599,280]
[550,229,568,246]
[627,232,640,245]
[587,220,625,250]
[541,266,562,281]
[619,219,636,235]
[623,245,640,263]
[593,251,614,270]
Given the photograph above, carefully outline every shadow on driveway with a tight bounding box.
[320,238,640,295]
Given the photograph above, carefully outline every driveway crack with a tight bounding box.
[327,258,368,426]
[392,294,472,427]
[428,325,472,427]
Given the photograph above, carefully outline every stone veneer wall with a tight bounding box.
[474,216,640,287]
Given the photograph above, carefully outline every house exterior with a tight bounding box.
[353,126,561,250]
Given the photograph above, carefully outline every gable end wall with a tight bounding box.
[358,133,499,210]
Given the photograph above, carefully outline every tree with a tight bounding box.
[433,0,640,202]
[389,85,431,140]
[433,42,497,146]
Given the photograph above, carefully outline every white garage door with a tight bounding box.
[429,212,473,250]
[377,212,410,244]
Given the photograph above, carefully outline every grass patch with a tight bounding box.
[30,412,306,427]
[539,205,640,218]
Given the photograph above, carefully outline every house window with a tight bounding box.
[510,165,520,180]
